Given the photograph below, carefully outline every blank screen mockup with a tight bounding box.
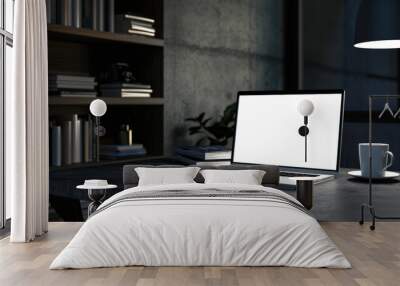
[232,92,344,171]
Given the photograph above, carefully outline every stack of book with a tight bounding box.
[115,14,156,37]
[100,144,147,159]
[49,74,97,98]
[175,146,232,166]
[99,83,152,98]
[50,114,95,167]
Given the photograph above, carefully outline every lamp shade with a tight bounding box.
[89,99,107,117]
[297,99,314,116]
[354,0,400,49]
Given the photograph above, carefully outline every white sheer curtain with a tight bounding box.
[7,0,49,242]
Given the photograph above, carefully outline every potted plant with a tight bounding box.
[185,103,237,147]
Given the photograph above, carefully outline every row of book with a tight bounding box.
[46,0,115,32]
[50,114,96,166]
[50,114,148,166]
[116,14,156,37]
[49,73,154,98]
[45,0,157,38]
[49,74,97,98]
[175,146,232,166]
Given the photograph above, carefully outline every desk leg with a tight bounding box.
[296,180,313,210]
[87,189,106,217]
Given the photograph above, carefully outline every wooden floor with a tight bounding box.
[0,222,399,286]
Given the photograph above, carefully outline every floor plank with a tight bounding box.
[0,222,399,286]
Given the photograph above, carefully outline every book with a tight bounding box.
[83,121,90,162]
[115,15,156,35]
[176,146,232,161]
[107,0,114,32]
[49,83,97,91]
[72,0,82,28]
[60,0,73,26]
[72,114,82,163]
[88,118,93,161]
[82,0,93,28]
[100,90,151,97]
[98,0,105,31]
[51,126,62,166]
[100,83,151,89]
[100,88,152,93]
[130,24,155,34]
[62,121,72,165]
[100,148,147,159]
[92,0,98,30]
[53,91,97,98]
[100,144,144,152]
[49,74,96,82]
[128,29,155,37]
[130,20,153,29]
[124,14,155,24]
[195,161,231,167]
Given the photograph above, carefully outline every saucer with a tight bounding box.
[348,170,400,180]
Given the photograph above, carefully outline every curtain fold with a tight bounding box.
[7,0,49,242]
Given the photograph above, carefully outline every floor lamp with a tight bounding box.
[89,99,107,162]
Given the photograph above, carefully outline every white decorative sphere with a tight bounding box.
[89,99,107,117]
[297,99,314,116]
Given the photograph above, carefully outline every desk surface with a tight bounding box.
[290,169,400,221]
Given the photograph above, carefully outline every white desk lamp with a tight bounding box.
[90,99,107,162]
[297,99,314,162]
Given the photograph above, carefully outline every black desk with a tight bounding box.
[283,170,400,221]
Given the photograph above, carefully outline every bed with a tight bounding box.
[50,165,350,269]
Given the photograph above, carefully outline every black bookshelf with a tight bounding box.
[48,0,165,170]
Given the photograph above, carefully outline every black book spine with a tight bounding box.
[98,0,105,31]
[59,0,73,26]
[72,0,82,28]
[51,126,62,166]
[91,0,98,30]
[82,0,92,28]
[62,121,72,165]
[107,0,114,32]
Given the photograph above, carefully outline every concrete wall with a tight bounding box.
[164,0,284,154]
[303,0,400,169]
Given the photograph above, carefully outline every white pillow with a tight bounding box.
[135,167,201,186]
[200,169,266,185]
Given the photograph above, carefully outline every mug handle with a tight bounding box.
[385,151,394,170]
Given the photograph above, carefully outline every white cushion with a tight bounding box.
[200,169,266,185]
[135,167,201,186]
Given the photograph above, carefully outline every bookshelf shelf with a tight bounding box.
[49,97,164,106]
[48,24,164,47]
[50,156,166,172]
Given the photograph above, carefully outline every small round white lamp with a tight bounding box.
[89,99,107,162]
[297,99,315,162]
[90,99,107,117]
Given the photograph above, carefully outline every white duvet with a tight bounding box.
[50,183,351,269]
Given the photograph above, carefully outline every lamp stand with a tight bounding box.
[298,116,309,162]
[95,116,100,163]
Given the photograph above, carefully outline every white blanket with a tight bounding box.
[50,183,351,269]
